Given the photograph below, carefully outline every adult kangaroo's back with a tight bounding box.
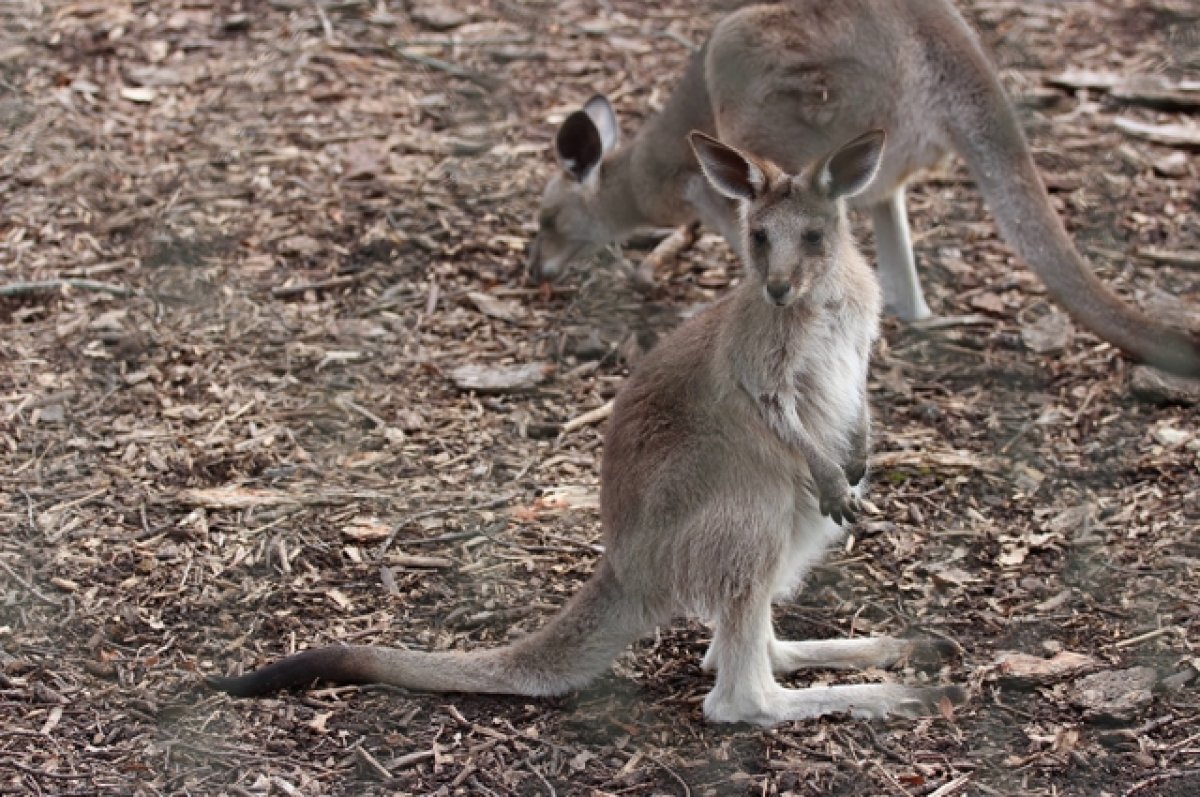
[530,0,1200,377]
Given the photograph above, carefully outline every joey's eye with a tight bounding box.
[751,229,768,248]
[803,229,823,246]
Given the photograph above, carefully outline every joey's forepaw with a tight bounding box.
[844,459,868,488]
[819,484,861,525]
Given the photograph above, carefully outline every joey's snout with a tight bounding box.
[765,281,793,306]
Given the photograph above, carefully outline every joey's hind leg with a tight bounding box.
[701,591,781,724]
[871,187,931,321]
[701,591,967,725]
[707,628,959,674]
[769,635,959,674]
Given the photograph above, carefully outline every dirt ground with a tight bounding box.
[2,0,1198,795]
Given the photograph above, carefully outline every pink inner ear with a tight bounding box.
[693,135,759,200]
[557,111,604,180]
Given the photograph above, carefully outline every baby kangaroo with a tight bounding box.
[209,131,964,725]
[528,0,1200,377]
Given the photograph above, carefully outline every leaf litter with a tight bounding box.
[0,0,1198,795]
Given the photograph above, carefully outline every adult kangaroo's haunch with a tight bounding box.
[210,131,965,726]
[527,0,1200,377]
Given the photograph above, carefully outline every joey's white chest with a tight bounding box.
[796,326,865,424]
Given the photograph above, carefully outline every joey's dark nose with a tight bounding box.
[766,282,791,304]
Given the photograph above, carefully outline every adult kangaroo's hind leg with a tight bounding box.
[871,187,931,321]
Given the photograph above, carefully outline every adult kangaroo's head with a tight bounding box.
[527,96,624,284]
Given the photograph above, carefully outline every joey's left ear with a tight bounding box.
[688,131,766,201]
[814,129,886,199]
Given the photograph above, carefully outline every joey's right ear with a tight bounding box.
[688,131,765,201]
[556,111,604,181]
[814,129,886,199]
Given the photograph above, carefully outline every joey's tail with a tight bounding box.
[208,560,649,698]
[925,22,1200,377]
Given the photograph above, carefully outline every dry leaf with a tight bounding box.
[995,650,1100,683]
[342,515,391,542]
[467,291,520,324]
[178,486,300,509]
[120,86,157,103]
[449,362,554,393]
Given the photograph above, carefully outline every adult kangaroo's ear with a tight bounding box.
[689,131,765,201]
[556,110,605,181]
[583,95,620,154]
[815,129,886,199]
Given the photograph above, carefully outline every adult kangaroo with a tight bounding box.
[527,0,1200,377]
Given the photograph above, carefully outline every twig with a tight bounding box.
[927,774,972,797]
[400,35,534,47]
[654,30,697,52]
[1138,248,1200,272]
[389,44,500,90]
[310,0,335,43]
[635,223,699,287]
[525,763,556,797]
[1115,118,1200,149]
[560,399,615,434]
[375,492,519,559]
[909,314,995,331]
[0,279,136,298]
[1123,769,1200,797]
[6,761,92,780]
[336,396,388,428]
[353,744,392,781]
[0,557,60,606]
[271,274,361,297]
[649,756,692,797]
[1113,626,1181,649]
[1111,82,1200,111]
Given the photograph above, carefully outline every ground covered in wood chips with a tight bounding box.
[2,1,1199,795]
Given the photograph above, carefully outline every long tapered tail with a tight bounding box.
[925,19,1200,377]
[208,560,650,698]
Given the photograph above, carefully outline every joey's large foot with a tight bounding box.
[819,483,861,525]
[854,684,968,720]
[902,635,963,672]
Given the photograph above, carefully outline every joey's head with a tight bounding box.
[527,95,622,284]
[688,129,886,307]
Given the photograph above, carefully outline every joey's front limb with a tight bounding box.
[844,406,870,488]
[870,187,931,322]
[757,393,860,524]
[796,428,860,525]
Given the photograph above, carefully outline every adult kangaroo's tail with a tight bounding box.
[208,560,648,698]
[924,12,1200,377]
